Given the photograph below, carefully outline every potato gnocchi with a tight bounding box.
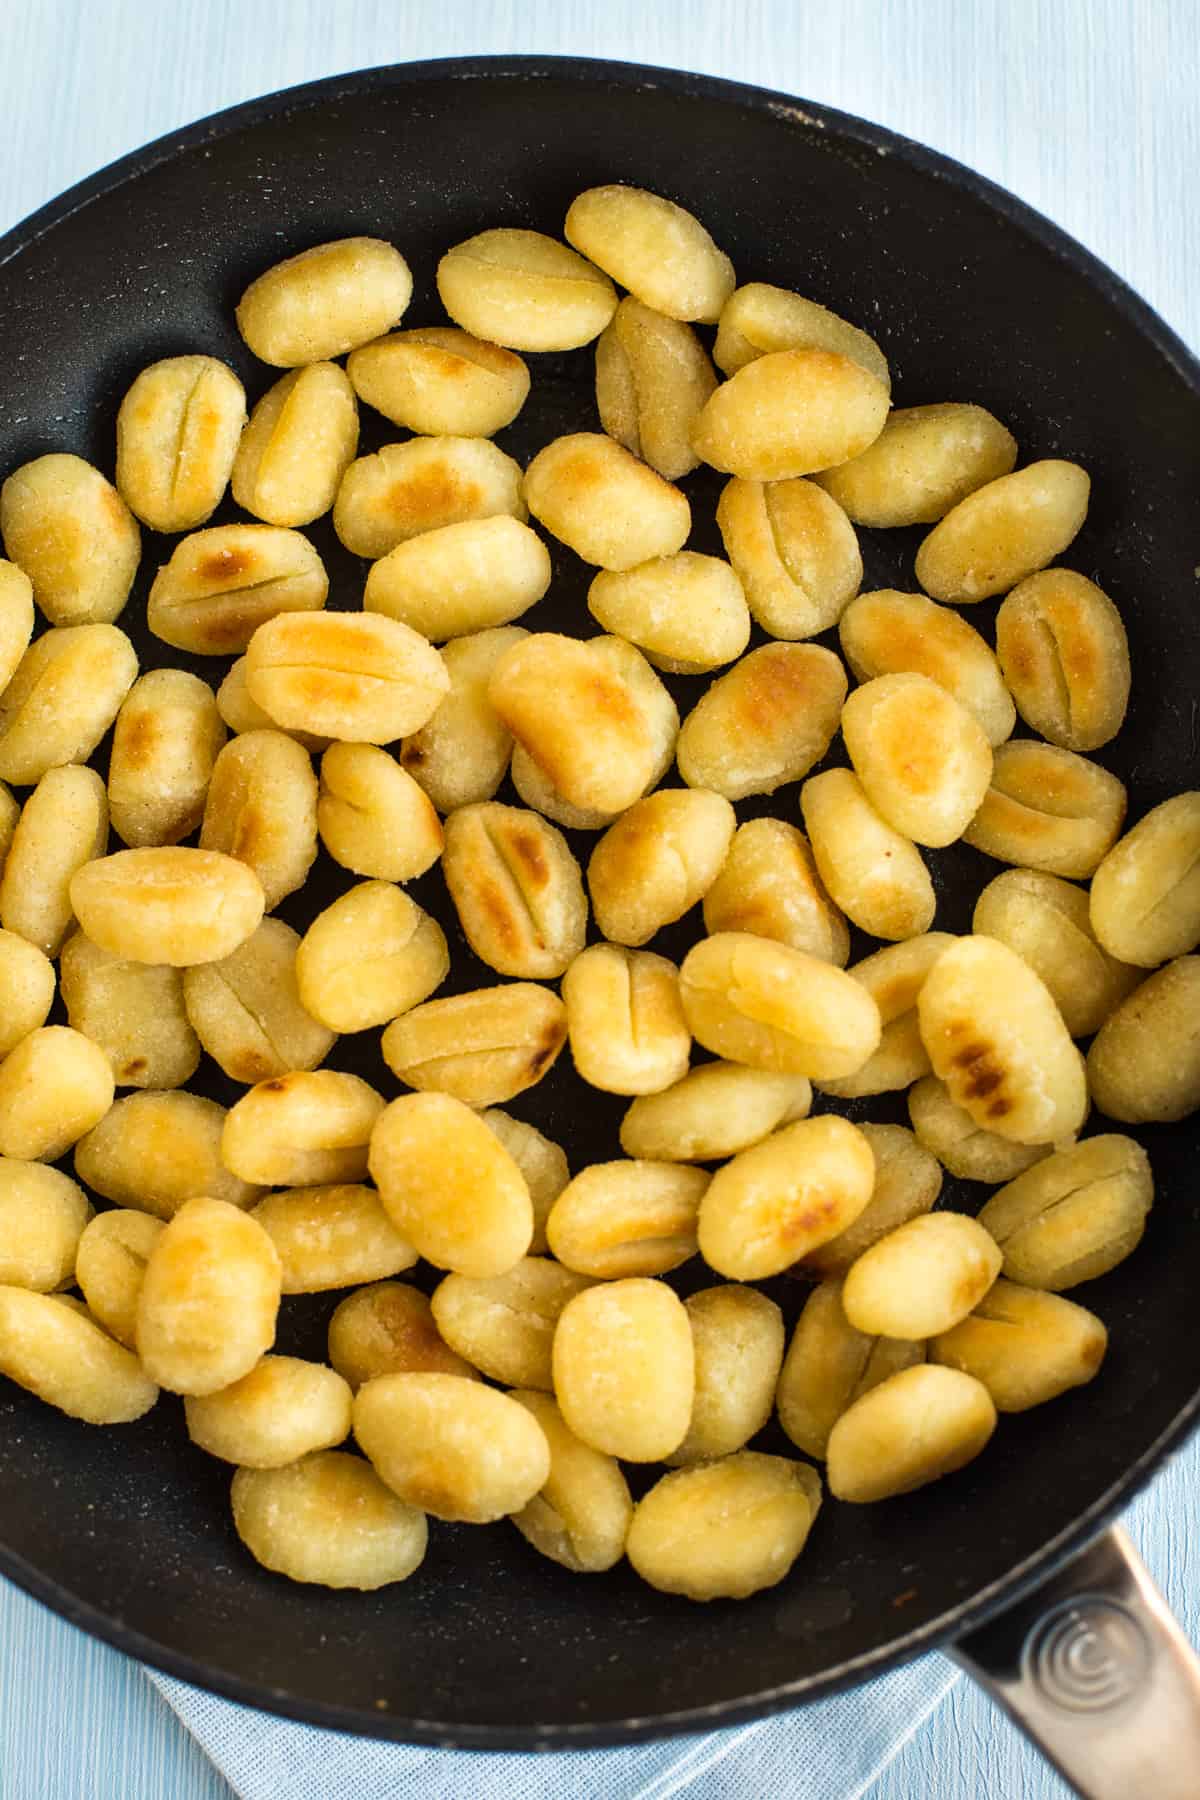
[0,184,1181,1612]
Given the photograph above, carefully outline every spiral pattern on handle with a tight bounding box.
[1024,1598,1151,1713]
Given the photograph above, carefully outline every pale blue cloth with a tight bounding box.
[143,1429,1200,1800]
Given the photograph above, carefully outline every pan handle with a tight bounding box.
[952,1524,1200,1799]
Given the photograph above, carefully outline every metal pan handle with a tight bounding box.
[952,1525,1200,1799]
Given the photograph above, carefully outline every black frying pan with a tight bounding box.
[2,56,1199,1793]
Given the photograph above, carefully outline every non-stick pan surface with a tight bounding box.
[0,57,1198,1749]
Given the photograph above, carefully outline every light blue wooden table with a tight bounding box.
[2,3,1197,1795]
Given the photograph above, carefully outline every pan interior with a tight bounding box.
[0,59,1198,1745]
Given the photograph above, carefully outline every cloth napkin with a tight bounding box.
[146,1427,1200,1800]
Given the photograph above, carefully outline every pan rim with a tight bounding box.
[0,51,1198,1750]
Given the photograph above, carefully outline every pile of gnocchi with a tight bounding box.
[0,182,1195,1609]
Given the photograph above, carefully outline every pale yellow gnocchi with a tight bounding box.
[347,327,529,437]
[236,237,413,366]
[594,299,717,481]
[715,476,862,640]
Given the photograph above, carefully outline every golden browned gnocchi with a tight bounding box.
[108,669,226,849]
[354,1372,551,1522]
[481,1111,569,1256]
[973,869,1140,1038]
[0,1284,157,1424]
[0,1159,91,1292]
[508,747,618,833]
[561,944,690,1096]
[838,589,1016,747]
[619,1062,812,1163]
[116,355,246,532]
[842,1212,1002,1339]
[587,553,749,673]
[0,1027,114,1161]
[61,932,199,1089]
[136,1196,281,1396]
[185,1355,352,1466]
[565,184,735,323]
[799,1123,942,1278]
[594,299,717,481]
[232,362,359,526]
[586,789,735,946]
[680,932,881,1077]
[964,739,1127,879]
[369,1092,533,1277]
[0,453,140,626]
[818,934,956,1100]
[74,1209,164,1348]
[181,916,334,1083]
[996,569,1130,751]
[826,1364,996,1502]
[915,459,1091,603]
[698,1114,876,1280]
[231,1452,428,1591]
[0,925,55,1056]
[692,348,890,481]
[0,559,34,693]
[918,934,1088,1145]
[1086,959,1200,1123]
[713,283,890,385]
[715,476,862,640]
[71,846,264,965]
[547,1161,708,1279]
[523,433,690,571]
[488,632,677,816]
[801,768,936,941]
[347,327,530,436]
[236,237,413,366]
[430,1258,592,1389]
[0,623,138,786]
[244,611,449,745]
[333,436,526,561]
[841,673,993,848]
[215,656,330,752]
[977,1135,1153,1289]
[328,1282,479,1390]
[907,1075,1051,1183]
[222,1070,384,1188]
[627,1453,822,1601]
[381,983,567,1108]
[668,1285,784,1466]
[147,524,328,655]
[364,516,550,642]
[437,228,617,352]
[775,1277,923,1460]
[552,1277,694,1461]
[701,818,849,964]
[0,764,107,956]
[75,1089,261,1217]
[508,1390,632,1574]
[295,880,448,1033]
[250,1185,417,1293]
[931,1280,1107,1412]
[400,627,526,815]
[316,742,442,882]
[199,728,317,910]
[1089,793,1200,967]
[441,802,587,979]
[814,402,1017,526]
[677,643,846,800]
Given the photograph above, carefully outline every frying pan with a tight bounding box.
[1,56,1199,1797]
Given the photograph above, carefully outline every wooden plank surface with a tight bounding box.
[1,2,1196,1795]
